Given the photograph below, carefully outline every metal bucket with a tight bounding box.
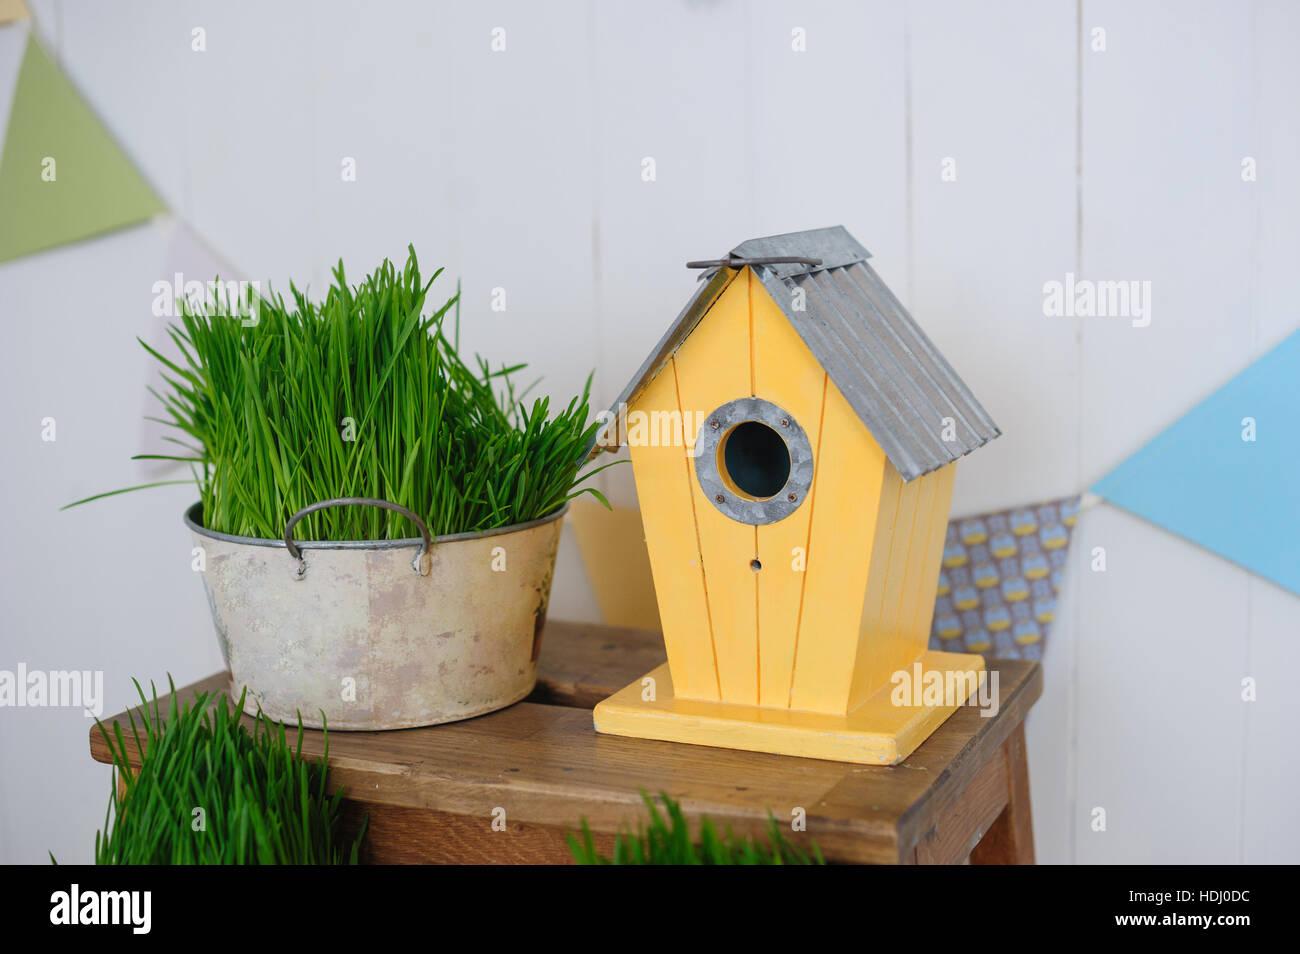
[185,497,566,730]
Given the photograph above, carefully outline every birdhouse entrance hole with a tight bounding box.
[720,421,790,500]
[693,397,814,525]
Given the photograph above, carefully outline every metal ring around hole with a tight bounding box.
[694,398,813,525]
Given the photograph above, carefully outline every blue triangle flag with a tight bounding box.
[1092,329,1300,597]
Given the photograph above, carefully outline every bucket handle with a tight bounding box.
[284,497,433,580]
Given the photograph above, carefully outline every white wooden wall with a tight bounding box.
[0,0,1296,864]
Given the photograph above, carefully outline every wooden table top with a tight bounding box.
[90,620,1041,864]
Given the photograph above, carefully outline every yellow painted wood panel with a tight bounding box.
[852,468,926,705]
[854,463,903,672]
[896,473,939,640]
[672,274,762,705]
[594,648,985,766]
[850,466,919,705]
[787,380,886,714]
[907,463,956,649]
[851,464,959,707]
[627,362,719,701]
[749,271,829,709]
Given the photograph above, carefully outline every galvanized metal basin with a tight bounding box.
[185,498,566,730]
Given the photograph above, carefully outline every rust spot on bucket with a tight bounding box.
[530,611,546,662]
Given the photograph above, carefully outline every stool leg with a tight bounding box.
[970,723,1035,864]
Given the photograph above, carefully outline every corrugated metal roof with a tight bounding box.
[590,226,1000,481]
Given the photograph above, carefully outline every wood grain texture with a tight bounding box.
[969,723,1035,864]
[671,275,761,705]
[343,803,605,865]
[788,381,888,713]
[528,620,667,709]
[749,272,828,709]
[912,739,1008,864]
[88,621,1039,864]
[626,360,720,701]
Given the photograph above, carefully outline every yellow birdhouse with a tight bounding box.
[591,227,1000,764]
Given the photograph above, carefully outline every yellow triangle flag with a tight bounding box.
[0,0,30,27]
[0,34,164,262]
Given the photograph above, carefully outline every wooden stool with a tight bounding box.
[89,621,1040,864]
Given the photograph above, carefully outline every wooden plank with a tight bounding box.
[913,740,1009,864]
[750,271,830,709]
[344,803,601,866]
[852,466,930,704]
[819,657,1042,862]
[530,621,666,709]
[907,465,955,639]
[89,636,1039,865]
[626,363,720,700]
[671,276,761,705]
[853,465,956,709]
[969,723,1035,864]
[788,382,888,713]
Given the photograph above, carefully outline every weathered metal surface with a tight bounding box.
[756,260,999,481]
[685,254,823,270]
[596,225,1001,481]
[186,502,566,731]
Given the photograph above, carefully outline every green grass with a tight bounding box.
[568,792,824,865]
[89,679,364,865]
[66,246,611,540]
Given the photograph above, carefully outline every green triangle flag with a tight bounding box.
[0,34,164,262]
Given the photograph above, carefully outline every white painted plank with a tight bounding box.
[908,0,1080,517]
[1239,0,1300,863]
[1241,578,1300,862]
[0,228,222,864]
[1253,0,1300,353]
[908,0,1079,864]
[433,2,605,618]
[182,0,317,284]
[746,0,908,271]
[1079,0,1256,479]
[591,0,751,507]
[1074,507,1248,862]
[1023,502,1086,864]
[306,1,457,293]
[1076,0,1258,863]
[438,2,599,410]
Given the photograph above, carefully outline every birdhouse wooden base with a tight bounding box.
[593,650,986,766]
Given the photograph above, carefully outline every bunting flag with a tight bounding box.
[0,0,29,27]
[927,495,1080,662]
[0,33,164,262]
[0,19,28,140]
[1092,330,1300,597]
